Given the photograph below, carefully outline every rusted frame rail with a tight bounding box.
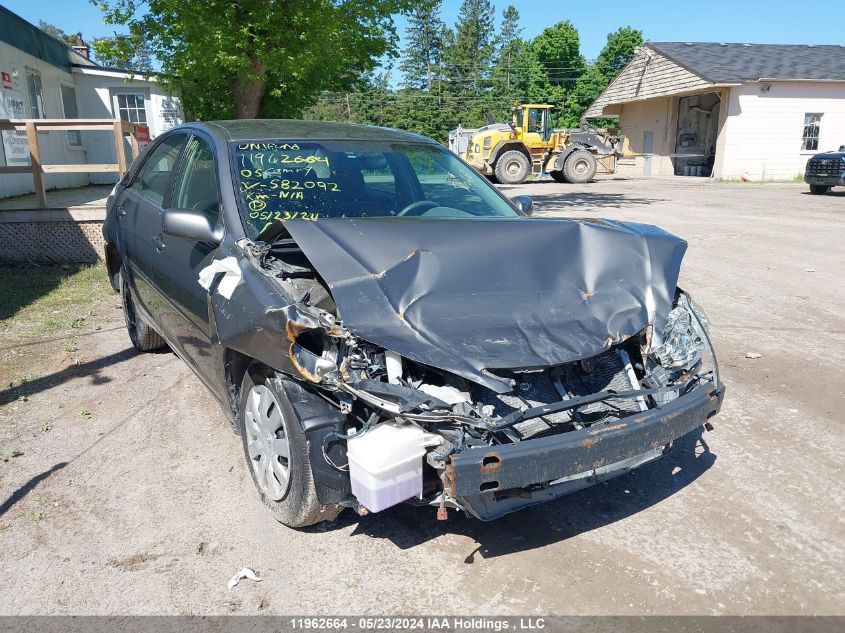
[0,118,141,208]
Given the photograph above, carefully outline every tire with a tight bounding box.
[485,174,500,184]
[809,184,830,195]
[239,369,341,528]
[563,149,598,183]
[494,150,530,185]
[550,170,568,183]
[120,274,167,352]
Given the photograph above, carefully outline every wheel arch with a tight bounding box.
[104,241,122,292]
[233,359,352,507]
[489,140,531,166]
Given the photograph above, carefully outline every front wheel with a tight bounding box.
[494,150,530,185]
[809,184,830,195]
[239,369,340,528]
[550,170,568,183]
[563,149,598,183]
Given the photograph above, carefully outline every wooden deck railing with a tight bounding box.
[0,118,142,208]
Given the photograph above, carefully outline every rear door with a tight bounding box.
[115,133,187,317]
[159,133,224,384]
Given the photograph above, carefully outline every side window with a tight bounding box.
[802,113,822,151]
[131,135,186,206]
[407,147,485,210]
[527,108,545,135]
[25,68,45,119]
[171,137,221,220]
[360,154,396,195]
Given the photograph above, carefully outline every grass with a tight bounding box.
[0,448,23,461]
[0,262,113,340]
[717,173,805,184]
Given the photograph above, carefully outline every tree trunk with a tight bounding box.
[232,57,267,119]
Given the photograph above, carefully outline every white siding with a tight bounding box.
[719,82,845,180]
[585,48,715,118]
[0,40,88,198]
[72,71,183,184]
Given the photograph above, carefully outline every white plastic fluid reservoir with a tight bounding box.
[347,421,443,512]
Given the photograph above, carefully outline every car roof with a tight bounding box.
[192,119,435,144]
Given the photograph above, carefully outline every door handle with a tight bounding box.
[153,235,166,251]
[116,205,127,218]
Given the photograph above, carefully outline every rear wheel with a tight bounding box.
[494,150,530,185]
[809,184,830,195]
[239,369,340,528]
[563,149,598,183]
[120,274,166,352]
[550,170,568,183]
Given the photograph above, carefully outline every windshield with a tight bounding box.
[231,140,518,238]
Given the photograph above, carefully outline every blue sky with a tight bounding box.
[5,0,844,62]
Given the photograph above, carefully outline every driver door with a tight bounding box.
[522,107,547,147]
[158,133,223,384]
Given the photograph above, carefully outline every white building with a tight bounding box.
[0,5,183,198]
[585,42,845,180]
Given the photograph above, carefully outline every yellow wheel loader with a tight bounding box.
[448,102,624,185]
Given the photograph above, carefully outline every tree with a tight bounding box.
[529,21,585,91]
[562,27,643,126]
[38,21,78,46]
[444,0,496,93]
[91,35,153,72]
[94,0,414,120]
[492,5,522,91]
[399,1,445,91]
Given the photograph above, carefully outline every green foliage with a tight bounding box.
[399,1,445,90]
[530,21,585,90]
[91,34,153,72]
[93,0,415,119]
[444,0,496,93]
[562,27,643,126]
[307,10,642,143]
[38,21,79,46]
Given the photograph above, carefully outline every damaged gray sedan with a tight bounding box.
[103,120,724,527]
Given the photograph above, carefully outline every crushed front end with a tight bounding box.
[249,217,723,520]
[275,269,722,520]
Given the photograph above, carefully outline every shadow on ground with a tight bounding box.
[0,264,90,323]
[324,430,714,559]
[527,191,666,212]
[0,462,68,518]
[801,191,845,197]
[0,346,160,406]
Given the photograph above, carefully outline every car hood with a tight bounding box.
[810,152,845,160]
[284,217,687,393]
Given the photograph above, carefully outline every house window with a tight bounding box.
[114,93,148,124]
[802,113,822,151]
[60,84,82,147]
[26,69,45,118]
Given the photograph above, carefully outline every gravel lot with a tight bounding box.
[1,176,843,615]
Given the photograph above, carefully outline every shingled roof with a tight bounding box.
[648,42,845,83]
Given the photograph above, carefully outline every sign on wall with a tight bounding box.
[0,66,30,167]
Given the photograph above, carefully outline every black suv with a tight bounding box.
[805,145,845,194]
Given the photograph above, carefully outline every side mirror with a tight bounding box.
[511,195,534,216]
[162,208,222,244]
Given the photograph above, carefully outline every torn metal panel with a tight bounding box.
[284,217,687,392]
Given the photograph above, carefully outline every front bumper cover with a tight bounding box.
[445,381,723,517]
[805,174,845,186]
